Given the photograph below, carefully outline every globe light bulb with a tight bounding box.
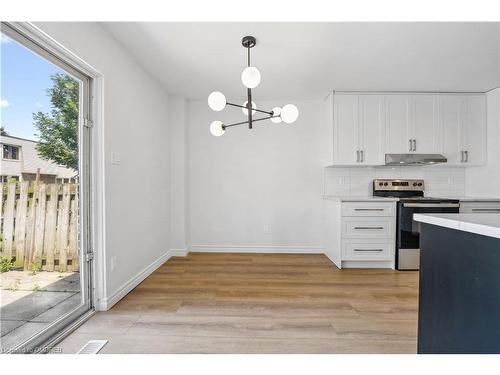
[210,120,225,137]
[270,107,282,123]
[242,101,257,116]
[208,91,226,111]
[241,66,261,89]
[280,104,299,124]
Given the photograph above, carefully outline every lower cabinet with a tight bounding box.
[342,240,393,261]
[324,199,396,269]
[459,201,500,213]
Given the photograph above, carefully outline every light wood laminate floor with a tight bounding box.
[55,253,419,353]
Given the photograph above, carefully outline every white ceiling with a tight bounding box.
[102,22,500,100]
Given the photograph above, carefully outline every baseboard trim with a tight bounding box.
[189,245,324,254]
[170,248,190,257]
[97,250,172,311]
[341,260,395,269]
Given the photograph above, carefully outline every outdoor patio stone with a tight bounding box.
[1,291,76,321]
[1,320,26,336]
[31,293,82,323]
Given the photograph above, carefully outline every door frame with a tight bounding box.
[1,22,105,353]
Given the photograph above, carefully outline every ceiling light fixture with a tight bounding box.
[208,36,299,137]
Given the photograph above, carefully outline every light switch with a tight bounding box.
[111,152,121,165]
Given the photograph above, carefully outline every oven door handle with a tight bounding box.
[402,203,460,208]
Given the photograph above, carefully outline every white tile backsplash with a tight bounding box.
[325,166,466,197]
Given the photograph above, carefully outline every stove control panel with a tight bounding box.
[373,179,424,192]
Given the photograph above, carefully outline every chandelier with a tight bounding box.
[207,36,299,136]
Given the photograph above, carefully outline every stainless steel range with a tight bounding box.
[373,179,460,270]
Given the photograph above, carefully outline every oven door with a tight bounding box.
[397,202,460,270]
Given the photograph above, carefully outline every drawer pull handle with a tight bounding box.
[354,226,384,230]
[354,249,384,252]
[471,208,500,212]
[354,208,385,211]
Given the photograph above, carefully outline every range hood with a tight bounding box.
[385,154,447,166]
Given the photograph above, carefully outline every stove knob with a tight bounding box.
[379,182,383,186]
[418,183,423,186]
[383,182,388,186]
[413,183,418,186]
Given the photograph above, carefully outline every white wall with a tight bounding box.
[465,88,500,198]
[35,23,172,306]
[186,99,325,252]
[169,96,188,251]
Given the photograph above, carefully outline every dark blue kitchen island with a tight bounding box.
[414,213,500,354]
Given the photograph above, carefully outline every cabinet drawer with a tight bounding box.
[460,202,500,213]
[342,217,394,238]
[342,202,395,217]
[342,240,393,261]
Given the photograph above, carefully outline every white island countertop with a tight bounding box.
[414,213,500,239]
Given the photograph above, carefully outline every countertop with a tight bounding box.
[442,196,500,202]
[322,195,399,202]
[414,213,500,239]
[323,195,500,202]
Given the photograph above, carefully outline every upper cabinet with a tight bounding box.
[328,93,385,165]
[439,94,486,165]
[324,91,486,167]
[385,94,439,154]
[460,95,486,165]
[385,95,411,154]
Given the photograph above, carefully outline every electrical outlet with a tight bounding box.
[111,152,121,165]
[263,224,270,234]
[110,256,117,271]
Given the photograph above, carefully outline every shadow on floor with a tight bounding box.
[0,273,81,351]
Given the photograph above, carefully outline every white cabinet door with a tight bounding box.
[412,95,439,153]
[359,95,385,164]
[385,95,412,154]
[462,95,486,165]
[333,94,359,164]
[439,95,462,164]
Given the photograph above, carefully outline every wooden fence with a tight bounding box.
[0,181,79,272]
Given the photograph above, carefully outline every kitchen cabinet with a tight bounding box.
[461,95,486,165]
[385,94,439,154]
[385,94,412,154]
[332,94,358,164]
[459,201,500,213]
[329,93,385,165]
[323,198,396,269]
[412,95,439,153]
[440,94,486,165]
[359,95,385,164]
[324,91,486,167]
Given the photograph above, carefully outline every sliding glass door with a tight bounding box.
[0,22,93,353]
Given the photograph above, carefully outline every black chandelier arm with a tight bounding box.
[225,102,274,116]
[222,115,279,130]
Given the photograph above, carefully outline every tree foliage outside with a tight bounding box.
[33,73,79,171]
[0,126,8,135]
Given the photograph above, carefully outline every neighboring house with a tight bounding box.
[0,135,77,183]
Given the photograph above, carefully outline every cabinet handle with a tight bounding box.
[460,151,464,162]
[471,208,500,212]
[465,150,469,162]
[354,226,385,230]
[412,139,417,151]
[354,248,384,252]
[408,139,412,152]
[356,150,359,162]
[354,208,384,211]
[360,150,364,162]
